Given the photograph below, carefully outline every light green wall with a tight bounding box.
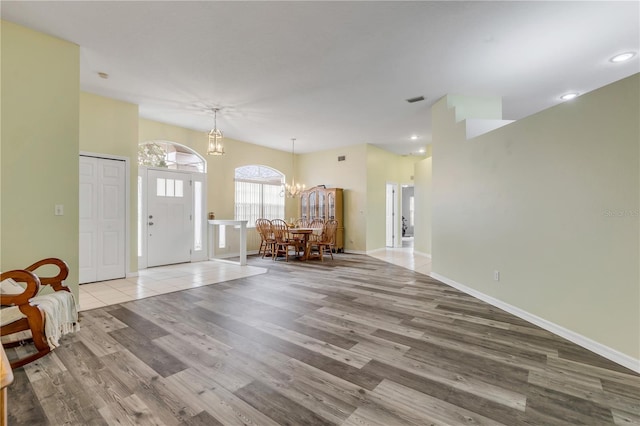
[414,156,432,256]
[79,92,139,272]
[431,74,640,360]
[1,21,80,298]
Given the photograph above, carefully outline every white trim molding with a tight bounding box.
[365,248,387,255]
[413,250,431,259]
[350,249,368,255]
[430,272,640,374]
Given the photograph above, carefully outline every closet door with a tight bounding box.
[79,156,126,283]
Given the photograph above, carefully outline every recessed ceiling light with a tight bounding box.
[560,93,579,101]
[410,135,418,140]
[610,52,636,63]
[418,148,425,153]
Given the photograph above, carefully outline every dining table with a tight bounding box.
[287,227,316,260]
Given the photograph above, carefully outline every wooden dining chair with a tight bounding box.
[309,218,324,242]
[255,218,275,258]
[270,219,301,261]
[312,219,338,261]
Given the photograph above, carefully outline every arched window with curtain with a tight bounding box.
[234,165,285,226]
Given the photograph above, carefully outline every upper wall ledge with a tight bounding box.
[444,94,514,140]
[465,118,515,139]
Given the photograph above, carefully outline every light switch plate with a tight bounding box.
[55,204,64,216]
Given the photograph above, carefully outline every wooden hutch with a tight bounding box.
[299,186,344,251]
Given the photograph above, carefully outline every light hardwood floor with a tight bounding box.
[6,253,640,425]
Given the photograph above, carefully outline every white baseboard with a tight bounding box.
[347,250,367,255]
[413,250,431,258]
[364,248,385,255]
[430,272,640,374]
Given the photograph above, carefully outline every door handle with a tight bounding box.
[148,222,154,226]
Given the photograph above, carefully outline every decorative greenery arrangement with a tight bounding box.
[138,143,167,167]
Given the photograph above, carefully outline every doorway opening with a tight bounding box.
[401,184,415,247]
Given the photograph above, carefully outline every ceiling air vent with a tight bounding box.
[338,155,346,162]
[406,96,425,104]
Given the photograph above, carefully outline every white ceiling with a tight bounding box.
[2,1,638,155]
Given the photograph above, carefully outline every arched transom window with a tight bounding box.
[234,165,284,226]
[138,141,206,173]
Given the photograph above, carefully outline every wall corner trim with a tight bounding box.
[430,272,640,374]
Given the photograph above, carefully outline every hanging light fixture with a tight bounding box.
[283,138,305,198]
[207,108,225,156]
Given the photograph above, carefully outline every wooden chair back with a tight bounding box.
[255,219,274,258]
[270,219,289,243]
[309,218,324,241]
[295,218,310,228]
[1,258,76,368]
[255,218,272,237]
[321,219,339,244]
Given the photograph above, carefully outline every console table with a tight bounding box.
[208,220,248,266]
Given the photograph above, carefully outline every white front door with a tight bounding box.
[147,169,192,267]
[79,156,126,283]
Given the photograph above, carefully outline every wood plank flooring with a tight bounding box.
[6,254,640,425]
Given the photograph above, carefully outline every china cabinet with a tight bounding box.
[299,186,344,251]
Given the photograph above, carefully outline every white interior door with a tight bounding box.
[147,169,192,267]
[386,183,396,247]
[79,156,126,283]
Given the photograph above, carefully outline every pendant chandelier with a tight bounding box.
[207,108,225,156]
[283,138,305,198]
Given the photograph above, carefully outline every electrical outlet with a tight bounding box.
[55,204,64,216]
[494,270,500,281]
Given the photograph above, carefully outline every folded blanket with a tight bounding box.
[29,291,80,350]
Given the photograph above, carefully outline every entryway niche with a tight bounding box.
[137,141,207,269]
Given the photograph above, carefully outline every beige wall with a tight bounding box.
[413,156,432,256]
[431,74,640,360]
[297,144,368,252]
[80,92,139,271]
[1,21,80,298]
